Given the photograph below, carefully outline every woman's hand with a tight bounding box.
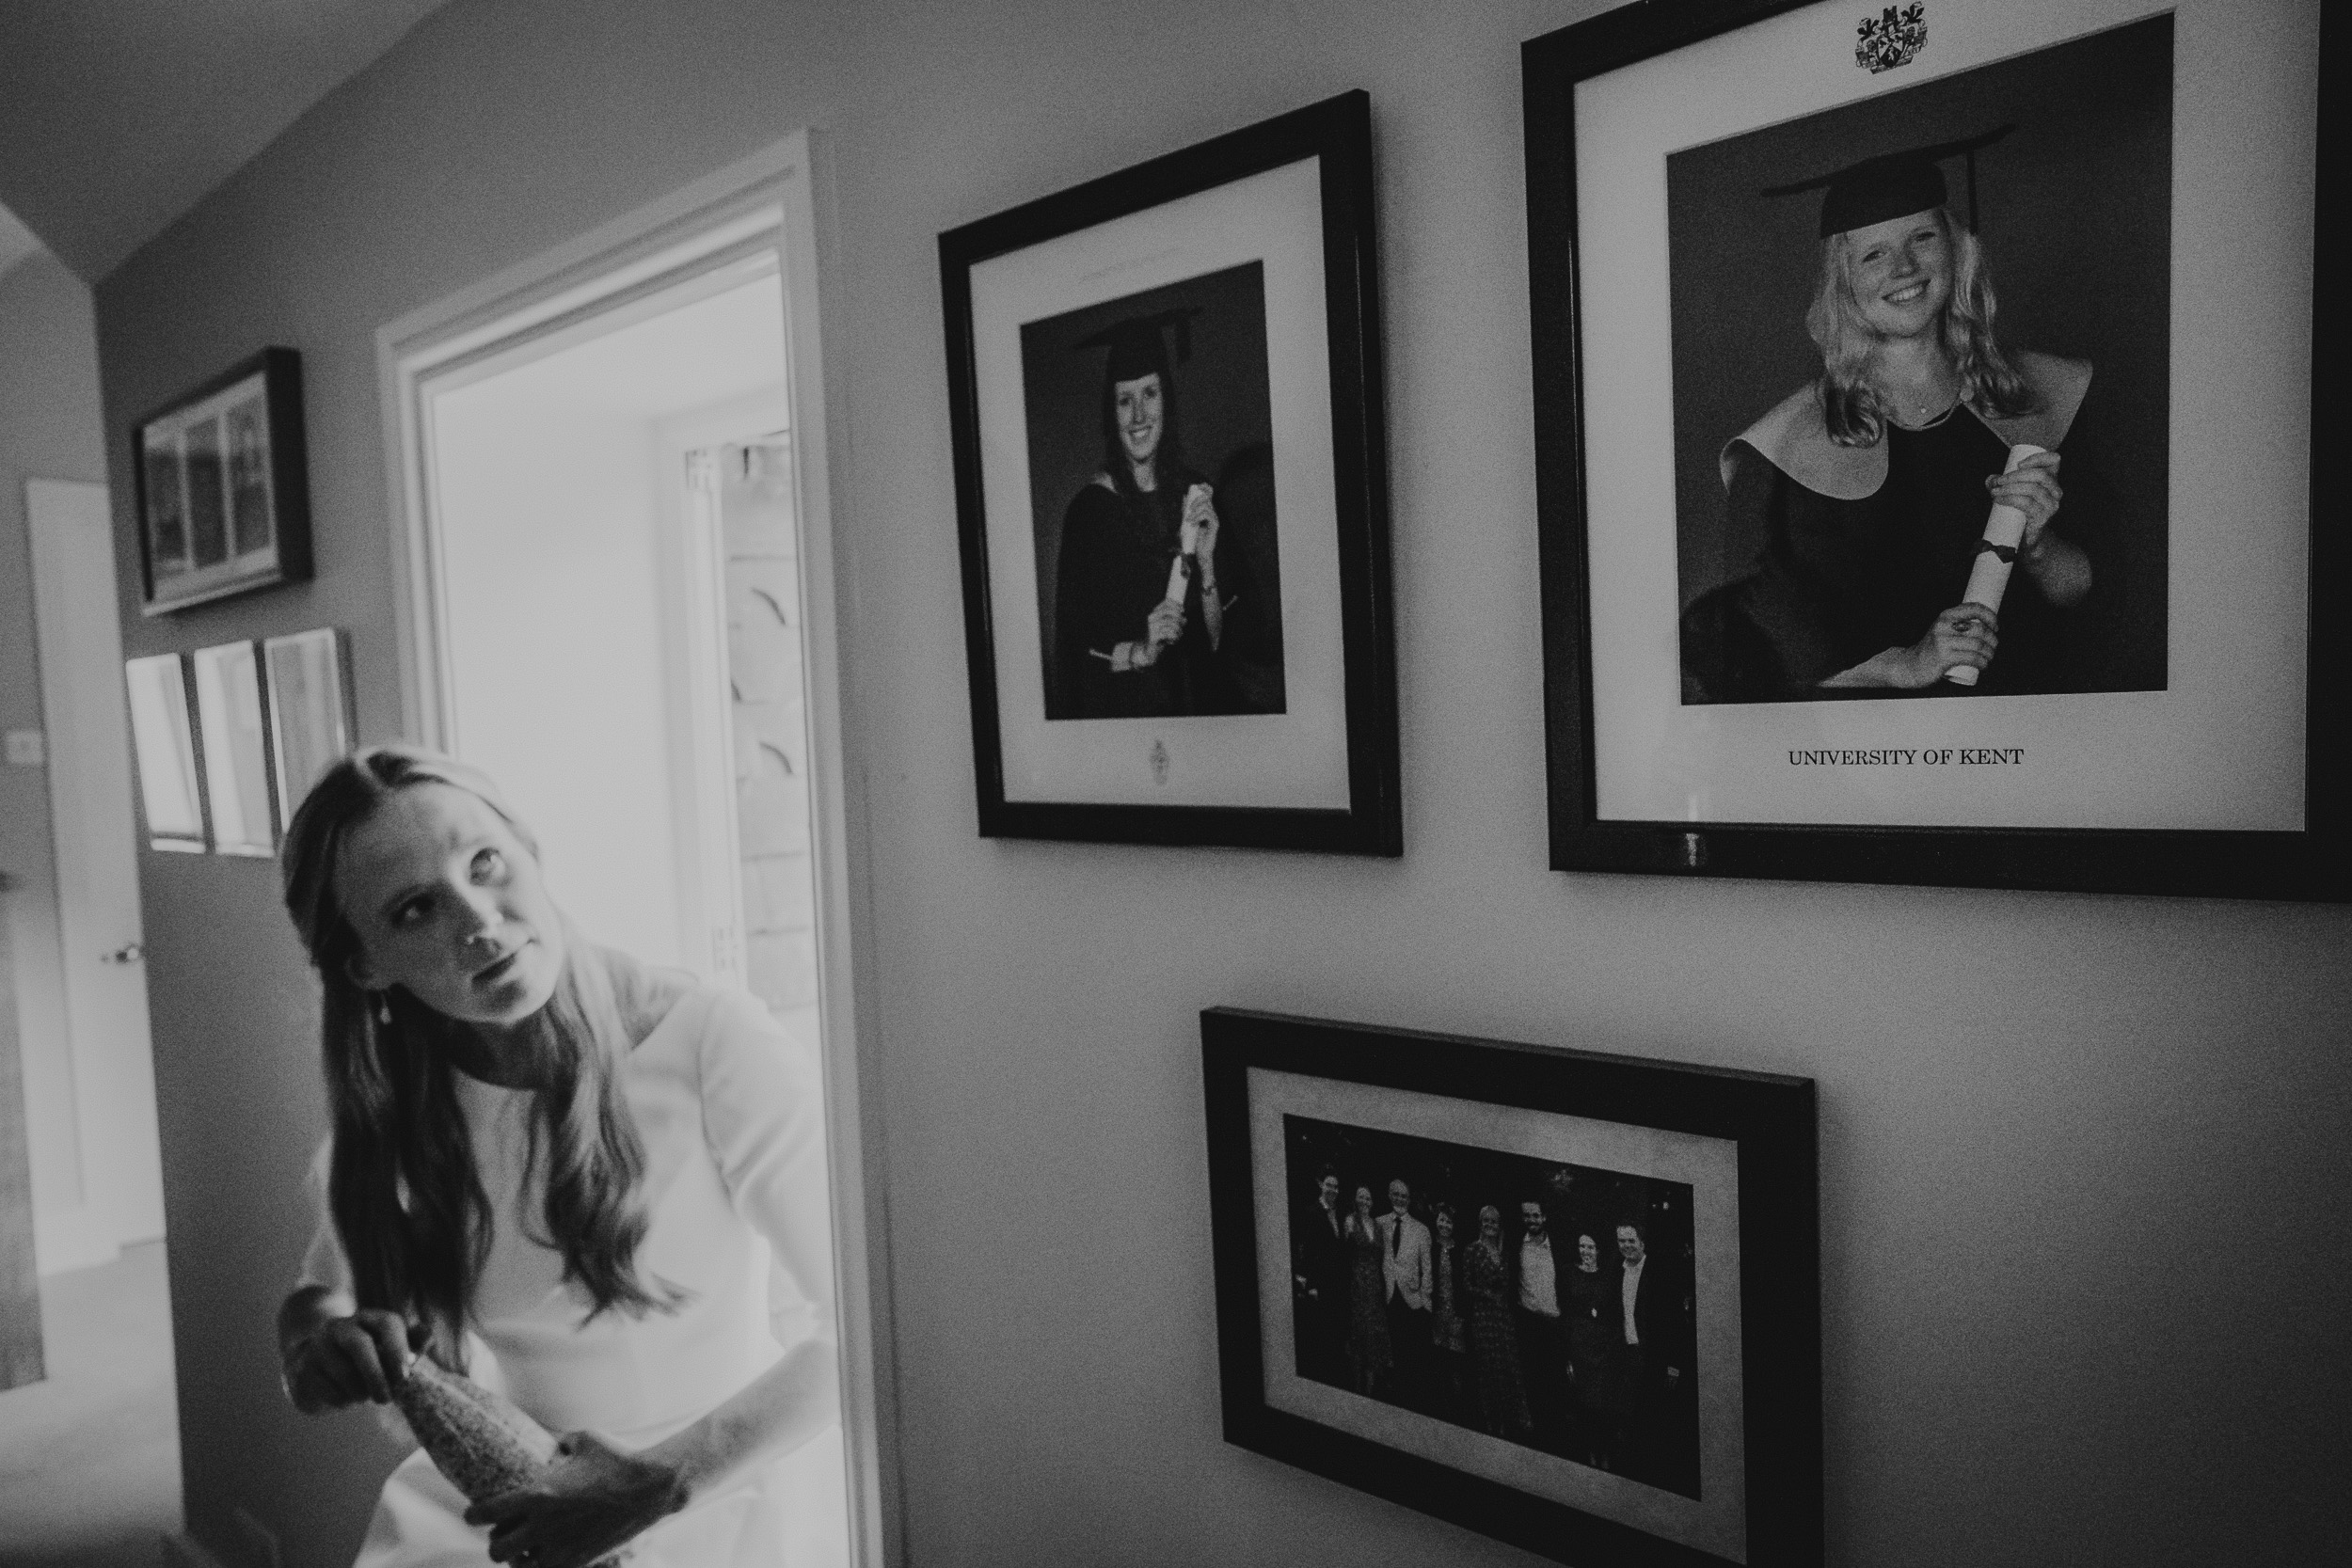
[466,1431,686,1568]
[278,1292,414,1413]
[1178,483,1219,563]
[1822,605,2000,689]
[1995,452,2094,608]
[1986,450,2062,551]
[1144,597,1186,653]
[1180,485,1226,648]
[1110,600,1184,672]
[1903,603,1999,686]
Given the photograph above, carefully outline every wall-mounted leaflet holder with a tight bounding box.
[123,652,207,852]
[192,639,277,856]
[261,626,354,824]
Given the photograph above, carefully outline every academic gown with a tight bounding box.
[1681,351,2102,704]
[1051,466,1274,720]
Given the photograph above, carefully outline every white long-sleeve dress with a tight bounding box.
[298,985,835,1566]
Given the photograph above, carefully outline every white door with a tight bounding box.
[24,479,167,1269]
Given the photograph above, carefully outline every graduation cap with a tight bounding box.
[1075,308,1200,383]
[1764,124,2014,237]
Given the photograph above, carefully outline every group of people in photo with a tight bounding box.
[1288,1147,1701,1497]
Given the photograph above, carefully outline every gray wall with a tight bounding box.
[88,2,2351,1564]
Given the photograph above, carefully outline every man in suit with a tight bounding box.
[1514,1197,1569,1448]
[1291,1168,1350,1385]
[1376,1178,1433,1409]
[1613,1218,1697,1489]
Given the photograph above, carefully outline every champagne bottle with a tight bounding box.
[394,1353,557,1497]
[392,1357,628,1564]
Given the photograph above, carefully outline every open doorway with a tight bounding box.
[1,477,178,1563]
[378,142,874,1566]
[423,268,787,985]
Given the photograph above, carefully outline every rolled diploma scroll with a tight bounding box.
[1944,442,2047,686]
[1155,553,1192,629]
[1151,485,1213,641]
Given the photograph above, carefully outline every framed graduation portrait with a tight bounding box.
[941,89,1401,855]
[1201,1007,1820,1568]
[1524,0,2344,898]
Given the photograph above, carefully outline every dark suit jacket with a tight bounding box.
[1293,1197,1348,1307]
[1620,1256,1694,1380]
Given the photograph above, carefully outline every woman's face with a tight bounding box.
[1578,1234,1599,1270]
[1435,1211,1454,1243]
[1479,1206,1502,1243]
[1844,207,1951,341]
[336,783,565,1029]
[1355,1185,1374,1213]
[1113,372,1165,468]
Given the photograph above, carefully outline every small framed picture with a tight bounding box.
[123,654,207,852]
[191,640,277,857]
[1523,0,2342,897]
[133,347,311,616]
[1202,1007,1820,1568]
[941,89,1400,854]
[261,627,354,820]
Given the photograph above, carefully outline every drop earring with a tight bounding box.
[374,991,393,1027]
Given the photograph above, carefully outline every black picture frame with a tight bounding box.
[133,346,312,616]
[941,90,1400,855]
[1523,2,2344,899]
[1202,1006,1820,1568]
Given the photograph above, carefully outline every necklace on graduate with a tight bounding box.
[1884,390,1959,430]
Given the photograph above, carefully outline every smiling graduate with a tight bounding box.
[1051,309,1278,721]
[1682,127,2106,704]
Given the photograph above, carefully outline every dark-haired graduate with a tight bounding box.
[272,747,835,1567]
[1052,309,1279,719]
[1682,129,2104,703]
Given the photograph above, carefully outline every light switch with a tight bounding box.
[4,730,45,767]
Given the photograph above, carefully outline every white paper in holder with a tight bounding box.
[1945,442,2046,687]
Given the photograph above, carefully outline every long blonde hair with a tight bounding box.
[1804,207,2034,446]
[280,745,677,1368]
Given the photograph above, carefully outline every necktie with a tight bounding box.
[1391,1217,1402,1258]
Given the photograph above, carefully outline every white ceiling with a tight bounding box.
[0,0,457,282]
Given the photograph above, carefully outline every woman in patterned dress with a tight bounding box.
[1465,1205,1531,1439]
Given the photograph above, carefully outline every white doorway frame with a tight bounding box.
[374,135,897,1565]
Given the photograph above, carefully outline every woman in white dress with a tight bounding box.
[274,746,836,1567]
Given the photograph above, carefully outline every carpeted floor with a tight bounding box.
[0,1241,181,1567]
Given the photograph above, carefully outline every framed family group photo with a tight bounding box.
[1524,0,2341,898]
[1201,1007,1820,1568]
[941,89,1400,854]
[132,346,312,615]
